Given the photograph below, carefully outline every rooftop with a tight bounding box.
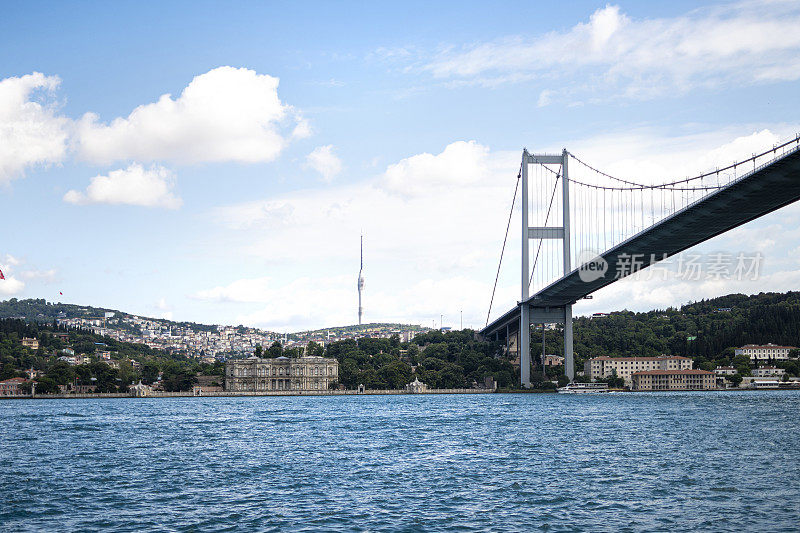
[740,344,797,349]
[632,369,714,376]
[590,356,691,361]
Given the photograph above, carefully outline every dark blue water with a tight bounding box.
[1,391,799,532]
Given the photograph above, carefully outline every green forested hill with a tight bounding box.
[570,291,800,359]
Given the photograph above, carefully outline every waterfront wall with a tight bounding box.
[2,388,496,400]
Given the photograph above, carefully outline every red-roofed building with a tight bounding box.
[631,369,715,391]
[584,356,693,385]
[0,377,29,397]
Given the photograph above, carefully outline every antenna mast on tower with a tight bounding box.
[358,234,365,325]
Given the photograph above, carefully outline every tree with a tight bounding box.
[141,361,160,385]
[254,345,263,358]
[729,373,743,387]
[161,362,197,391]
[268,341,283,358]
[378,361,412,389]
[339,358,359,389]
[46,361,75,386]
[34,376,59,394]
[605,369,626,389]
[89,362,120,393]
[284,347,301,359]
[306,341,324,357]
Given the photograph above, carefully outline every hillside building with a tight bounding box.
[714,366,737,376]
[21,337,39,350]
[735,343,796,362]
[752,366,785,378]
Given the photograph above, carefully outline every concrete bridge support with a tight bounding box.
[519,149,574,387]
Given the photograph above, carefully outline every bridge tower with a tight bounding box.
[520,149,574,386]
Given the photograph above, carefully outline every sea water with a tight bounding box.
[1,391,799,531]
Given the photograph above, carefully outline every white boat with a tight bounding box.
[557,382,610,393]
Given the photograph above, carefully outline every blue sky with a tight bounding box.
[1,0,800,331]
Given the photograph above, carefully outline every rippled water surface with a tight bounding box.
[2,391,799,532]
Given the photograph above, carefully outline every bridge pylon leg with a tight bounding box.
[520,303,530,387]
[564,304,574,381]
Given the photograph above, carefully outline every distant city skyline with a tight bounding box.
[1,1,800,331]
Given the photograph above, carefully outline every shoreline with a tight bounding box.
[2,387,798,400]
[0,387,497,400]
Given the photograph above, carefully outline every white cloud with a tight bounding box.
[422,2,800,99]
[0,257,25,296]
[75,66,305,165]
[537,89,554,108]
[305,145,342,182]
[0,72,69,182]
[19,269,57,283]
[64,164,182,209]
[154,298,173,320]
[0,276,24,296]
[383,140,514,197]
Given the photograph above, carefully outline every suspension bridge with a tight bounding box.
[481,135,800,387]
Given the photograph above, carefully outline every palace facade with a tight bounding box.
[225,356,339,392]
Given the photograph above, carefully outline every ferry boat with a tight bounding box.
[557,382,609,393]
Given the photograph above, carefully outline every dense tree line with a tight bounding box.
[316,329,516,390]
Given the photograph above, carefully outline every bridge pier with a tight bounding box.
[520,304,530,386]
[564,304,574,381]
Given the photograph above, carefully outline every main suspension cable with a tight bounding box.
[566,134,800,191]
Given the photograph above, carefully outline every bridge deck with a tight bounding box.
[482,145,800,338]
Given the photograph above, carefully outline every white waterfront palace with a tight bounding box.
[225,356,339,392]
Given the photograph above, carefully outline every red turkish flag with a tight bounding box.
[0,269,4,280]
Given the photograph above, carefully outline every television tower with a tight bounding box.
[358,235,365,325]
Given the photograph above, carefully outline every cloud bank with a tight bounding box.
[422,2,800,100]
[199,126,800,330]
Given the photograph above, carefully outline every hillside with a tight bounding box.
[0,298,425,338]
